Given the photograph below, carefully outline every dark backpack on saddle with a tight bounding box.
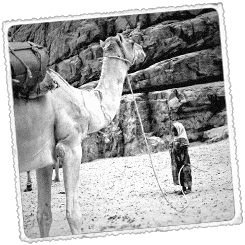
[9,41,51,98]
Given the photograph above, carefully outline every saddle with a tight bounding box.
[9,41,56,99]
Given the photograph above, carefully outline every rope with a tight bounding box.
[126,76,188,213]
[98,55,133,69]
[98,40,136,67]
[189,164,208,173]
[99,56,132,66]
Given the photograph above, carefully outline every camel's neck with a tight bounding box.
[96,57,129,118]
[87,58,129,132]
[99,57,129,82]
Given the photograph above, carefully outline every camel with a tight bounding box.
[14,33,146,237]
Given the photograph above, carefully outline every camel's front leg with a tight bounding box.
[36,165,53,237]
[57,142,82,235]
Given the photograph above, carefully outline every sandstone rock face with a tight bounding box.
[9,8,228,162]
[149,82,226,141]
[9,9,221,88]
[111,94,166,157]
[129,11,220,69]
[127,46,222,92]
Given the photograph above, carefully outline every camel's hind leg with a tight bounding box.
[56,142,82,235]
[24,171,33,192]
[36,165,53,237]
[53,159,60,182]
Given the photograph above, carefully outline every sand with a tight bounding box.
[19,139,235,239]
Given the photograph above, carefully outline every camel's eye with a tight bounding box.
[129,40,134,47]
[118,34,123,42]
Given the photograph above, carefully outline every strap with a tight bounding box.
[29,43,43,82]
[9,47,33,82]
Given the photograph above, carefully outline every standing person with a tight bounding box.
[169,122,192,195]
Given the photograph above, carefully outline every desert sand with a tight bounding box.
[19,139,235,239]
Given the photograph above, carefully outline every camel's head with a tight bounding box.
[100,33,146,67]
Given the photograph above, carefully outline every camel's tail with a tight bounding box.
[47,69,84,103]
[47,68,76,95]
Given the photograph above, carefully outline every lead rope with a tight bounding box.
[126,76,188,213]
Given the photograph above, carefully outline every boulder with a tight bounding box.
[202,125,229,143]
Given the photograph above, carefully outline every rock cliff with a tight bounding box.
[9,7,228,161]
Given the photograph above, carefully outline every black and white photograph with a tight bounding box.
[0,1,243,244]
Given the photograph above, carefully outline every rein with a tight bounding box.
[101,56,133,67]
[99,42,136,67]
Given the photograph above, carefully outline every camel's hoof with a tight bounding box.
[24,186,33,192]
[177,191,184,195]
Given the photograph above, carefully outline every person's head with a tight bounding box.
[172,122,188,139]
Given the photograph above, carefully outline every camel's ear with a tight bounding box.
[100,40,104,47]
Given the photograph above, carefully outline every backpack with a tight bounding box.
[9,41,50,98]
